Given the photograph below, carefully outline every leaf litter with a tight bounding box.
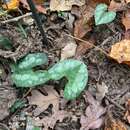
[1,0,130,129]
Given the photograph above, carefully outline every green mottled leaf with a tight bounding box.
[48,59,88,100]
[12,59,88,100]
[0,35,13,49]
[18,53,48,69]
[94,4,116,25]
[12,70,49,87]
[10,99,26,113]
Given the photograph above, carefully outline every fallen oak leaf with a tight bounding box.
[80,91,106,130]
[33,110,71,129]
[109,39,130,66]
[28,85,59,116]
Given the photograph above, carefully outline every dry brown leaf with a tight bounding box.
[109,39,130,66]
[28,86,59,116]
[33,110,70,129]
[108,0,126,12]
[50,0,85,11]
[74,5,94,38]
[122,9,130,31]
[96,82,108,101]
[61,39,77,60]
[80,91,106,130]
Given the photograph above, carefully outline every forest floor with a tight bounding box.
[0,0,130,130]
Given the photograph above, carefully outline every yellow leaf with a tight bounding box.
[2,0,19,10]
[109,39,130,66]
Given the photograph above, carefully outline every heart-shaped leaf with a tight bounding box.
[94,4,116,25]
[12,59,88,100]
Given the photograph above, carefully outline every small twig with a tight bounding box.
[1,12,32,24]
[65,34,109,56]
[105,96,125,111]
[22,88,32,99]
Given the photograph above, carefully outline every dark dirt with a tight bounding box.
[0,8,130,130]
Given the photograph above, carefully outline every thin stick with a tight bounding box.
[26,0,48,44]
[65,34,109,56]
[1,12,32,24]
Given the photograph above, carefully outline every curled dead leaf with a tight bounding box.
[109,39,130,66]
